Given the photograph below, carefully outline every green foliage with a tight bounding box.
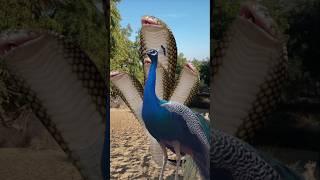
[176,52,188,75]
[52,0,107,70]
[110,0,143,80]
[176,53,210,87]
[110,0,128,70]
[192,58,210,86]
[212,0,242,42]
[285,0,320,79]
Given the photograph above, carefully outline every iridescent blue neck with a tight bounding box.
[143,57,159,104]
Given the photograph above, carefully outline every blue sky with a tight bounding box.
[118,0,210,60]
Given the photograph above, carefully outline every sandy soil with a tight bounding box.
[0,148,82,180]
[109,107,319,180]
[1,106,317,180]
[0,110,82,180]
[110,108,181,180]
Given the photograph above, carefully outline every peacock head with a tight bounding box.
[146,49,158,64]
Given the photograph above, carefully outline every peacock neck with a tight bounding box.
[144,59,159,101]
[143,56,160,108]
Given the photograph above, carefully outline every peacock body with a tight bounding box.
[110,15,204,179]
[142,49,210,180]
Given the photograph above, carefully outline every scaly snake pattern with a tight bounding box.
[0,30,106,180]
[211,2,288,142]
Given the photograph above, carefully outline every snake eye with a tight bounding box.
[161,45,166,56]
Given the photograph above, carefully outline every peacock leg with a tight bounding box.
[173,142,181,180]
[159,143,168,180]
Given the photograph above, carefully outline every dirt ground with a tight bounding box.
[0,106,183,180]
[0,107,317,180]
[0,111,82,180]
[110,108,180,180]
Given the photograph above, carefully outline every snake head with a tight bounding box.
[110,71,125,81]
[185,63,198,76]
[0,30,41,57]
[239,1,280,39]
[141,16,165,29]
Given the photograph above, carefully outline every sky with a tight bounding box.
[118,0,210,60]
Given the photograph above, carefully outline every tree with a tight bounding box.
[176,52,188,75]
[192,58,210,87]
[110,0,143,80]
[286,0,320,79]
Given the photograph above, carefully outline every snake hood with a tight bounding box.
[212,1,288,141]
[239,0,282,39]
[0,29,106,180]
[140,15,177,100]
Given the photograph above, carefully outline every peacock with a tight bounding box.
[110,15,204,179]
[142,49,210,180]
[111,3,315,179]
